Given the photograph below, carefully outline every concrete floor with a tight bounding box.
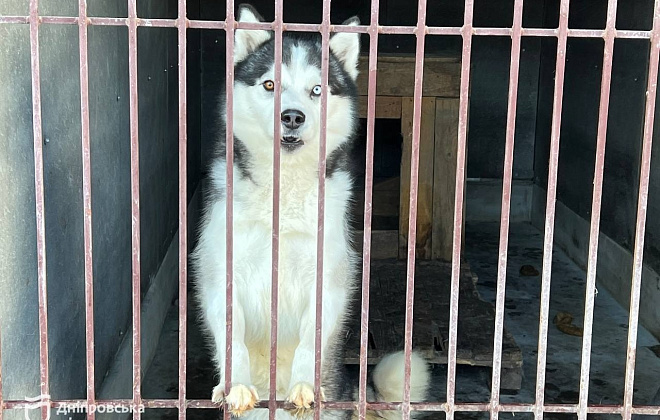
[142,222,660,419]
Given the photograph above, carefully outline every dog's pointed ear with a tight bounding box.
[234,4,271,64]
[330,16,361,80]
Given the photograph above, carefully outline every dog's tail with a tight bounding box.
[369,351,431,420]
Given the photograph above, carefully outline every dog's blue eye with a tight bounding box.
[311,85,322,96]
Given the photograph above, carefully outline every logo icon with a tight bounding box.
[24,394,50,420]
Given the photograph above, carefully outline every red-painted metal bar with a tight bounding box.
[4,398,659,415]
[446,1,474,419]
[28,0,50,418]
[489,1,524,418]
[1,15,656,40]
[401,0,427,419]
[0,326,3,420]
[127,0,141,418]
[623,0,660,418]
[269,0,283,419]
[176,0,188,418]
[357,0,380,419]
[77,0,95,418]
[224,2,236,420]
[534,1,570,419]
[577,1,618,419]
[0,15,29,23]
[314,1,331,419]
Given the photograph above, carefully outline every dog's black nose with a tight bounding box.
[281,109,306,130]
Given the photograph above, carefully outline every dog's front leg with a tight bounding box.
[286,286,346,414]
[207,297,258,417]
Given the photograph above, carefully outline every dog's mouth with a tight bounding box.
[281,136,304,151]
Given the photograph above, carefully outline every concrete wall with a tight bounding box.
[0,0,201,409]
[533,0,660,337]
[534,0,657,269]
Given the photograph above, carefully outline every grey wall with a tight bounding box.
[533,0,659,270]
[0,0,201,407]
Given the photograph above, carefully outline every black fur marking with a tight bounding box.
[234,32,358,101]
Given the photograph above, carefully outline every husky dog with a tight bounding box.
[192,4,430,419]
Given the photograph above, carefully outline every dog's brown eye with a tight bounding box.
[263,80,275,91]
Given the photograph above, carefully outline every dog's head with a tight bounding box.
[225,4,360,161]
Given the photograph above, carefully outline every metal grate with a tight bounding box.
[1,0,660,419]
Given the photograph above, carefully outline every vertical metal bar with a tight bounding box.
[622,1,660,418]
[489,1,524,418]
[29,0,50,418]
[78,0,96,418]
[224,2,236,420]
[314,1,331,419]
[177,0,188,418]
[0,326,3,420]
[127,0,142,418]
[446,1,474,419]
[402,1,427,420]
[577,1,618,419]
[534,1,570,419]
[357,0,380,419]
[270,0,283,418]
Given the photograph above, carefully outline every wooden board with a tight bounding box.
[358,96,402,119]
[356,55,461,98]
[342,260,523,385]
[399,97,436,260]
[432,98,461,261]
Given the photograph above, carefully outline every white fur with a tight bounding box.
[372,352,430,403]
[329,20,361,80]
[234,6,272,64]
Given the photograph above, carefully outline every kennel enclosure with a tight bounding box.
[1,0,660,419]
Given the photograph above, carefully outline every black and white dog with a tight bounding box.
[192,5,430,418]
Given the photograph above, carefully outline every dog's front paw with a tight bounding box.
[211,383,259,417]
[286,382,325,418]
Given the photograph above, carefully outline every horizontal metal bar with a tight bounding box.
[4,400,660,415]
[0,15,654,39]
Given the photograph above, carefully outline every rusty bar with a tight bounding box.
[28,0,50,418]
[489,1,524,418]
[357,0,380,419]
[176,0,188,418]
[446,1,474,419]
[401,0,427,419]
[269,0,283,418]
[313,1,331,419]
[77,0,96,418]
[623,0,660,418]
[0,326,3,420]
[224,2,235,420]
[0,16,655,40]
[577,1,618,419]
[2,398,660,415]
[41,16,78,24]
[0,16,30,23]
[186,20,226,29]
[534,1,570,419]
[127,0,141,418]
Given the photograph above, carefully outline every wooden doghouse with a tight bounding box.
[354,54,463,261]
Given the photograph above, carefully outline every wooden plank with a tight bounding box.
[357,96,402,119]
[342,260,524,386]
[356,55,461,98]
[399,97,435,260]
[432,98,461,261]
